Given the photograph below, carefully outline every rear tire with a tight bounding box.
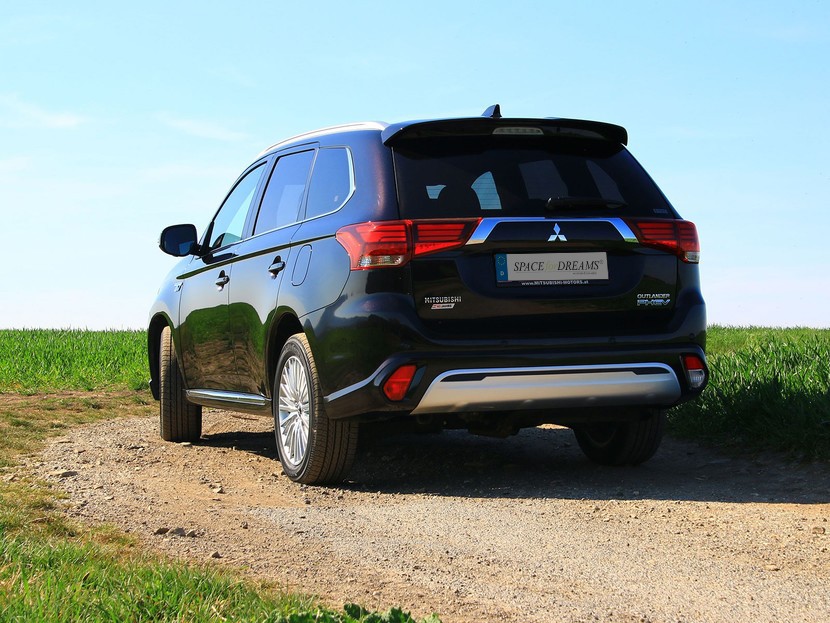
[159,326,202,442]
[573,409,665,466]
[274,334,358,484]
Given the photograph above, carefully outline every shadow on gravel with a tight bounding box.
[197,429,277,456]
[196,422,830,506]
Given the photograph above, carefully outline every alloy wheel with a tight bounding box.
[277,355,310,468]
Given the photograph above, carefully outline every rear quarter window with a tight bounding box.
[305,147,354,219]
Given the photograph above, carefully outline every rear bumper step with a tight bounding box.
[410,363,681,414]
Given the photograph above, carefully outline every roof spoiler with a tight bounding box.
[382,106,627,146]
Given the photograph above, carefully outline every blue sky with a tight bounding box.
[1,1,828,329]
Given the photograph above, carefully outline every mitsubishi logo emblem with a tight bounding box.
[547,223,567,242]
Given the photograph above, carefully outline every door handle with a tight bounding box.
[215,271,230,288]
[268,257,286,276]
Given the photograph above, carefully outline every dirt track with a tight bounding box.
[32,407,830,622]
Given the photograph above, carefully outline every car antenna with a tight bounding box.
[482,104,501,119]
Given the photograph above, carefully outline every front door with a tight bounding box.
[178,162,267,390]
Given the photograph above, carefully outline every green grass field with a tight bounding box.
[0,326,828,622]
[0,329,149,393]
[668,326,830,460]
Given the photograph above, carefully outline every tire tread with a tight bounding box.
[159,326,202,442]
[276,334,358,484]
[574,409,665,466]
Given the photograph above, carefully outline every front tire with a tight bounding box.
[274,334,358,484]
[159,325,202,442]
[573,409,665,466]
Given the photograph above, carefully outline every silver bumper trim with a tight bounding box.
[410,363,681,414]
[186,389,269,409]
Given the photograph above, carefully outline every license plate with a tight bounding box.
[495,252,608,286]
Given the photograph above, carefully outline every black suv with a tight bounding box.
[148,105,708,484]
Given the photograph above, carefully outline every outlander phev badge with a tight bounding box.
[547,223,567,242]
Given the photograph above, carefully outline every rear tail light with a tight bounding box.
[626,219,701,263]
[335,221,409,269]
[681,354,707,390]
[336,219,481,270]
[382,364,418,401]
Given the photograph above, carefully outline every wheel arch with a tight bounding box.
[266,312,304,398]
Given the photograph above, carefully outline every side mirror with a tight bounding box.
[159,224,198,257]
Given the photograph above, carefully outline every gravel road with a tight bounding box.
[32,408,829,622]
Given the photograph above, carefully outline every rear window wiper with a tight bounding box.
[545,197,627,211]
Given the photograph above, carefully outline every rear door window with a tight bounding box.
[253,150,315,235]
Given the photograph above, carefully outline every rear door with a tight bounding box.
[392,136,688,338]
[228,148,315,396]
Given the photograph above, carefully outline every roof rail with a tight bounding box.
[258,121,388,156]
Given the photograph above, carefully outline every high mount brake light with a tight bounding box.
[626,219,701,263]
[336,219,481,270]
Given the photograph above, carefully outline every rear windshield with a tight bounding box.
[392,137,676,219]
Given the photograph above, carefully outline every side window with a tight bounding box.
[305,148,354,219]
[207,163,266,250]
[254,150,315,235]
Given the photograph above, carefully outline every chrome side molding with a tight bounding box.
[186,389,270,410]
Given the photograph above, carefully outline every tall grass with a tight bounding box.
[669,326,830,459]
[0,329,148,392]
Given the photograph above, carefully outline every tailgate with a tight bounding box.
[411,217,679,338]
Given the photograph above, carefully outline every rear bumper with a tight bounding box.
[311,283,708,422]
[410,363,681,414]
[322,345,707,421]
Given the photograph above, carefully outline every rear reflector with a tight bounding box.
[682,354,707,390]
[337,219,481,270]
[383,364,418,401]
[626,219,701,263]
